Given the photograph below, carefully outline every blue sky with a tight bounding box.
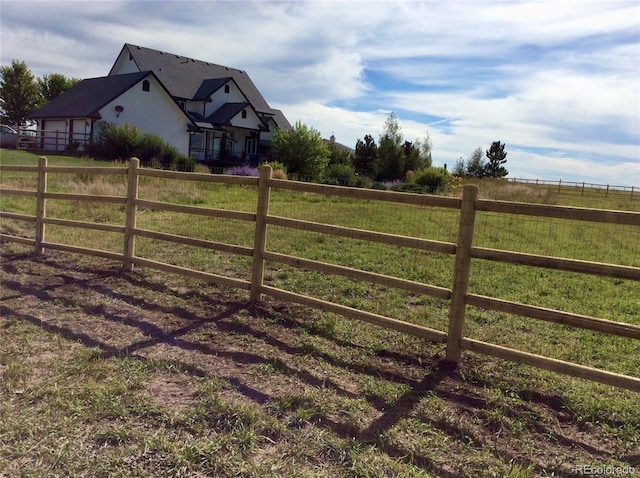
[1,0,639,186]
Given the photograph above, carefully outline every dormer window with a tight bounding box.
[241,110,247,119]
[142,80,150,92]
[224,84,230,94]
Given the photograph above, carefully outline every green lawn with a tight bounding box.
[1,149,639,477]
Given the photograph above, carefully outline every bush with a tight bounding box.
[224,164,259,176]
[92,122,193,170]
[262,161,288,179]
[95,122,143,160]
[322,163,357,186]
[390,183,433,194]
[370,181,387,190]
[413,166,451,192]
[171,154,195,172]
[136,134,166,162]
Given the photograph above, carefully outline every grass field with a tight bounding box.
[1,149,639,477]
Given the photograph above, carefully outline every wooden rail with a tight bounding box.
[1,158,639,392]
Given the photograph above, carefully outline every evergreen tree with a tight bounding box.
[374,112,405,181]
[354,134,377,177]
[484,141,508,178]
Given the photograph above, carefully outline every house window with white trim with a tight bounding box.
[241,110,247,119]
[142,80,150,92]
[224,84,230,94]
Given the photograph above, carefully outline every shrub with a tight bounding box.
[225,164,259,176]
[92,122,192,170]
[390,183,432,194]
[135,134,166,162]
[413,166,451,192]
[262,161,288,179]
[95,122,143,160]
[262,161,287,174]
[171,154,195,172]
[322,163,357,186]
[272,169,288,180]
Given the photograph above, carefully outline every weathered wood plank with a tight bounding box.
[461,338,640,392]
[266,215,457,254]
[134,228,253,256]
[269,178,461,209]
[476,199,640,226]
[471,247,640,281]
[135,198,256,222]
[132,256,251,290]
[43,217,125,234]
[263,251,452,300]
[261,285,448,344]
[466,294,640,339]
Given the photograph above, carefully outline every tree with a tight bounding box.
[374,112,405,181]
[270,121,329,181]
[466,146,486,178]
[403,140,420,173]
[0,60,41,125]
[484,141,508,178]
[452,157,466,177]
[416,131,433,169]
[38,73,79,103]
[326,136,353,166]
[354,134,377,177]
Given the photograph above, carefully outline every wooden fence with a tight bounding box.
[2,157,639,391]
[508,177,637,198]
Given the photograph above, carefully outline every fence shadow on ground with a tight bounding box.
[2,248,630,476]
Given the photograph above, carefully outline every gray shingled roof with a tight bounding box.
[116,44,274,114]
[28,72,151,119]
[187,102,254,130]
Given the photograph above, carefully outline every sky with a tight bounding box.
[1,0,639,186]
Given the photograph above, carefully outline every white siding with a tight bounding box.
[36,119,89,151]
[109,49,141,75]
[204,81,246,117]
[98,75,190,154]
[230,107,262,130]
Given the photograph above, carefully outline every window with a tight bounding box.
[142,80,150,92]
[224,84,230,94]
[241,110,247,119]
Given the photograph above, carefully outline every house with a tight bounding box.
[28,43,290,165]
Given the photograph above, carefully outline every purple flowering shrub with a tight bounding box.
[224,165,259,176]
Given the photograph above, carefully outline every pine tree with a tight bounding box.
[484,141,508,178]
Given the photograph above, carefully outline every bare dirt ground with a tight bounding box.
[1,244,638,477]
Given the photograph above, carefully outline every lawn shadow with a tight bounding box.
[0,249,627,476]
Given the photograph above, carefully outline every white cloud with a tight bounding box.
[1,0,638,185]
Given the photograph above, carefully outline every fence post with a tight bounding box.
[446,185,478,364]
[123,157,140,271]
[35,156,48,254]
[250,165,273,303]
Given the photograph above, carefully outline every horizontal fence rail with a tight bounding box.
[1,157,639,392]
[508,177,637,198]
